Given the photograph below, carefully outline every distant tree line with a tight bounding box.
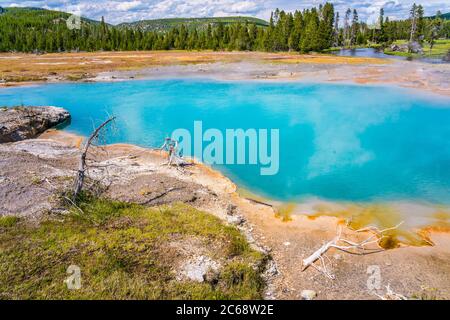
[0,4,336,53]
[0,3,448,54]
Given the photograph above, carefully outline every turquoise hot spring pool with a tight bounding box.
[1,79,450,207]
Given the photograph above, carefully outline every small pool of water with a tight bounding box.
[331,47,447,64]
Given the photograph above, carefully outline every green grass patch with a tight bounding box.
[0,216,20,228]
[0,196,266,300]
[424,39,450,57]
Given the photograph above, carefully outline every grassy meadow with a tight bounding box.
[0,196,266,300]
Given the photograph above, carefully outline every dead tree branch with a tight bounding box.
[73,116,116,201]
[374,284,408,300]
[302,222,404,279]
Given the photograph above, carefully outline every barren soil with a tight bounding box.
[1,51,449,96]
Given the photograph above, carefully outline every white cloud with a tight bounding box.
[116,0,142,11]
[148,0,265,19]
[229,1,260,13]
[274,0,449,23]
[0,0,448,24]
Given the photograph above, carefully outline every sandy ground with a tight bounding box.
[0,51,387,84]
[1,51,449,96]
[2,129,448,300]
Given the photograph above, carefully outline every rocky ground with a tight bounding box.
[0,131,237,223]
[0,106,70,143]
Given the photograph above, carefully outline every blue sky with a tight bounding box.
[1,0,449,24]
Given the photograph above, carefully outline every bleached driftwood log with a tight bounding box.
[302,222,403,279]
[301,233,341,279]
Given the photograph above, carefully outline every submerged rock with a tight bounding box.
[0,106,70,143]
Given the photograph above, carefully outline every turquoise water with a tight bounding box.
[1,80,450,204]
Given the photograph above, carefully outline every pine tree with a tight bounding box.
[428,11,442,50]
[301,8,320,52]
[351,9,359,46]
[289,10,303,51]
[318,3,334,49]
[379,8,386,43]
[264,12,275,51]
[333,12,340,47]
[409,3,418,42]
[344,8,351,47]
[416,5,425,41]
[216,22,224,49]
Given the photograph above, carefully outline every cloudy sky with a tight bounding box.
[1,0,449,24]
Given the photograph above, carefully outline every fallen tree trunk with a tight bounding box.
[301,235,340,271]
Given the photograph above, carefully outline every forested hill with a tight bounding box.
[0,7,109,52]
[429,12,450,20]
[0,7,102,25]
[118,17,269,32]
